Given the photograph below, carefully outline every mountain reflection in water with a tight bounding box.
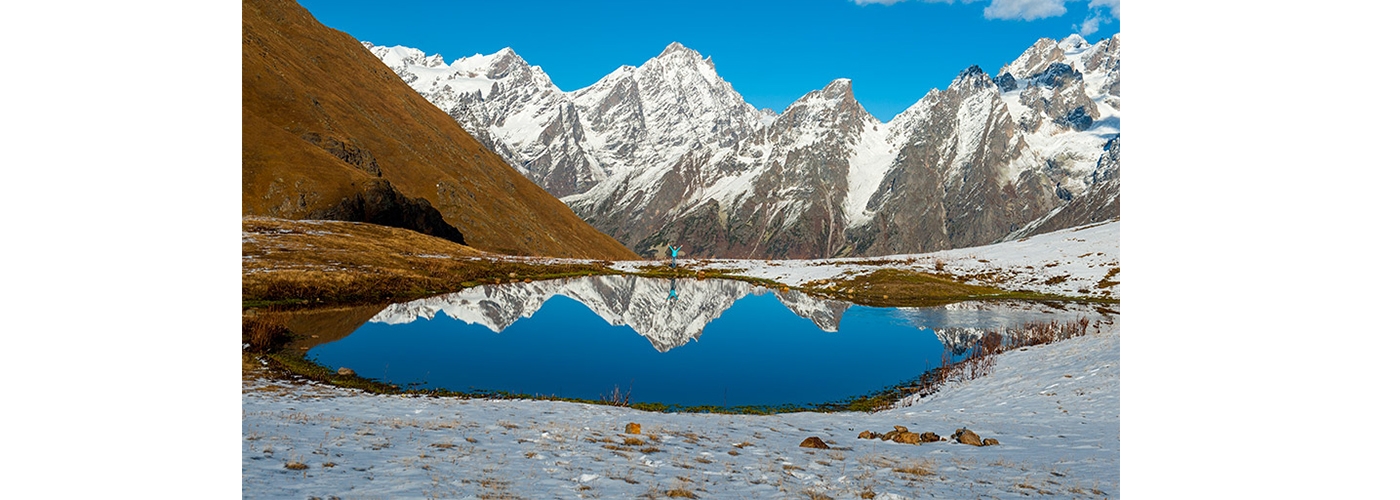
[368,275,850,352]
[310,276,1107,408]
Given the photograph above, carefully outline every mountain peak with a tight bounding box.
[950,65,995,92]
[660,41,695,57]
[824,78,853,92]
[1059,34,1089,50]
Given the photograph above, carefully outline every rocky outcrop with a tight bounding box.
[309,179,465,243]
[799,436,830,449]
[1001,136,1120,240]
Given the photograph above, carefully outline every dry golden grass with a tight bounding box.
[242,311,291,352]
[812,269,1007,307]
[664,487,697,498]
[243,0,635,260]
[243,217,619,307]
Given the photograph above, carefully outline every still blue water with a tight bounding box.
[309,280,960,408]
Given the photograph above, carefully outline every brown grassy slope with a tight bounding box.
[243,217,619,307]
[242,0,636,260]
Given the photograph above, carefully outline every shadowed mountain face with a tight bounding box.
[241,0,635,259]
[368,276,851,352]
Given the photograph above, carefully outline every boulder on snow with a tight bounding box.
[880,430,897,441]
[336,367,356,377]
[799,436,830,449]
[858,430,877,440]
[893,425,909,433]
[952,428,984,446]
[625,422,642,434]
[892,432,921,445]
[982,438,1000,446]
[919,432,941,443]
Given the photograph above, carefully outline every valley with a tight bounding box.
[241,0,1121,496]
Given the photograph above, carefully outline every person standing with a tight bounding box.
[668,244,681,268]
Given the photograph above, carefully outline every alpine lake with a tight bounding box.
[303,275,1109,412]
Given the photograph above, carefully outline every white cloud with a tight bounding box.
[983,0,1068,21]
[852,0,1119,25]
[1075,14,1103,36]
[851,0,957,5]
[1088,0,1121,18]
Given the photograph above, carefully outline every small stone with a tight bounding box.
[523,278,532,283]
[893,425,909,433]
[858,430,877,440]
[508,272,517,278]
[625,422,641,434]
[336,367,356,377]
[919,432,940,443]
[799,436,830,449]
[982,438,1000,446]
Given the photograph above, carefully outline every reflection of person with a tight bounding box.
[668,277,678,301]
[668,244,681,268]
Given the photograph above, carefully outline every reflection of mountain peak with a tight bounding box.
[773,290,850,332]
[370,276,751,351]
[559,275,753,351]
[369,277,865,351]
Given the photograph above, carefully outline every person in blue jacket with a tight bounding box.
[668,244,681,268]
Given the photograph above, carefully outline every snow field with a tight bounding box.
[244,323,1118,498]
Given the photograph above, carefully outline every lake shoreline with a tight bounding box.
[243,216,1119,312]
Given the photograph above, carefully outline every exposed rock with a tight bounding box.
[336,367,356,376]
[919,432,941,443]
[625,422,641,434]
[893,425,908,433]
[799,436,830,449]
[982,438,1000,446]
[993,72,1017,92]
[858,430,877,440]
[301,132,382,177]
[308,179,465,244]
[880,431,896,441]
[891,432,921,445]
[952,428,984,446]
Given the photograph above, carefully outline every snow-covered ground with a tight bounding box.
[243,321,1118,498]
[241,220,1120,497]
[614,219,1120,300]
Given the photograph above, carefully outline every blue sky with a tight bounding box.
[301,0,1119,121]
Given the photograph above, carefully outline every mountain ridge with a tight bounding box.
[369,34,1120,259]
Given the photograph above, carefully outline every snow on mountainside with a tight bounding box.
[364,35,1120,259]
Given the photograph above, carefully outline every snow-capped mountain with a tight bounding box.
[364,34,1120,258]
[367,275,846,352]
